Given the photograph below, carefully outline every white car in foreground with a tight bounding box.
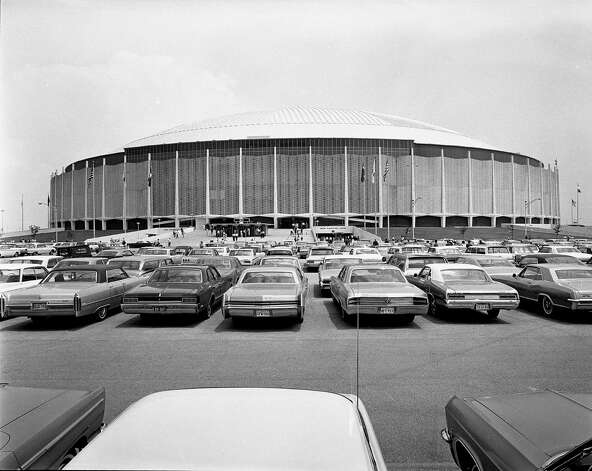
[348,247,385,263]
[65,388,387,471]
[0,245,23,258]
[0,263,49,318]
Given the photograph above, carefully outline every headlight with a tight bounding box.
[182,297,197,303]
[124,297,138,303]
[347,297,360,305]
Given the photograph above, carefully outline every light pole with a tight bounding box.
[38,201,58,242]
[0,209,4,235]
[524,197,541,239]
[411,196,422,240]
[136,222,140,240]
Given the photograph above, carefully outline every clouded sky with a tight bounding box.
[1,0,591,232]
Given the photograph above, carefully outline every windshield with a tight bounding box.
[0,269,20,283]
[408,257,444,269]
[555,247,579,253]
[261,258,297,266]
[311,249,333,255]
[349,268,405,283]
[188,258,232,268]
[8,259,42,265]
[511,246,537,253]
[477,259,514,267]
[98,250,119,256]
[56,260,91,267]
[108,260,141,270]
[241,271,297,284]
[555,269,592,279]
[324,259,362,270]
[230,250,253,256]
[402,246,425,254]
[149,268,203,283]
[441,269,490,282]
[437,248,460,255]
[43,270,98,283]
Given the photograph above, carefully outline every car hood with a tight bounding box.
[444,281,516,294]
[128,283,205,296]
[6,283,97,301]
[470,391,592,465]
[556,279,592,293]
[0,281,40,294]
[229,284,300,300]
[348,283,424,297]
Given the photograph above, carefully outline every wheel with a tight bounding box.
[398,314,415,325]
[427,294,439,316]
[95,307,108,322]
[486,309,500,319]
[540,295,554,316]
[203,298,214,319]
[60,445,82,467]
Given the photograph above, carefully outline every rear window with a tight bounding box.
[108,260,141,270]
[408,257,444,269]
[311,248,333,255]
[149,268,203,283]
[555,269,592,279]
[555,247,579,253]
[241,272,296,284]
[511,246,537,254]
[0,269,20,283]
[349,268,405,283]
[188,258,232,268]
[324,259,362,270]
[441,269,489,282]
[477,259,514,267]
[402,246,425,254]
[487,247,509,254]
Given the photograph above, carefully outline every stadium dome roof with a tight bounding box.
[126,106,504,151]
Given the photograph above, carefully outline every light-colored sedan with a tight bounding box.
[3,265,144,323]
[330,264,428,324]
[347,247,385,263]
[228,248,261,266]
[409,263,519,319]
[222,266,308,323]
[64,388,387,471]
[303,246,335,270]
[318,256,362,294]
[0,245,22,258]
[106,255,173,277]
[455,255,521,279]
[0,264,49,318]
[8,255,63,269]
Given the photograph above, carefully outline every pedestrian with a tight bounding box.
[199,241,204,248]
[181,227,184,238]
[167,239,171,248]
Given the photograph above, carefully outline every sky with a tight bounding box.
[1,0,591,233]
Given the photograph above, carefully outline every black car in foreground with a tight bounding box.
[441,389,592,470]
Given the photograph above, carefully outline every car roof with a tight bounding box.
[9,255,60,260]
[109,255,170,261]
[57,257,104,262]
[53,264,108,272]
[0,263,44,270]
[525,264,591,270]
[66,388,373,471]
[427,263,482,270]
[242,266,301,273]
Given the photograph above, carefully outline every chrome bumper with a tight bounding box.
[343,304,428,316]
[444,299,519,310]
[223,304,301,319]
[568,299,592,311]
[122,302,201,315]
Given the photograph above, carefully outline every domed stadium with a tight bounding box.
[49,106,559,232]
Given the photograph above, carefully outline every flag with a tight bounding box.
[147,165,152,187]
[383,160,390,182]
[360,165,365,183]
[571,199,576,207]
[87,163,94,185]
[371,159,376,184]
[577,184,581,193]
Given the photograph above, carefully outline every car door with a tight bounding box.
[208,267,227,299]
[412,266,431,292]
[106,268,127,307]
[512,267,540,300]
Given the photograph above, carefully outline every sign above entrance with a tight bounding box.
[314,225,352,234]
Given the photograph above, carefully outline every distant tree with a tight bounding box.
[29,224,40,239]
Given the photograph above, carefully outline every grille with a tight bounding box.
[357,297,413,305]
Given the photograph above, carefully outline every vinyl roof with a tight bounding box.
[125,106,506,151]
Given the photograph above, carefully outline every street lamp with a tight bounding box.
[136,222,140,240]
[411,196,422,240]
[524,198,541,239]
[38,201,58,242]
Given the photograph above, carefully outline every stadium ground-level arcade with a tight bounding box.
[49,107,560,232]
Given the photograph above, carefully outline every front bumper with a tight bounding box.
[304,260,323,269]
[122,302,202,315]
[343,304,428,316]
[567,299,592,311]
[223,304,301,319]
[444,299,519,311]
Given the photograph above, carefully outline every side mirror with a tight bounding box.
[382,256,386,262]
[413,273,418,277]
[512,273,517,278]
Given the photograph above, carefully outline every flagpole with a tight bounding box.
[576,184,580,224]
[92,162,96,239]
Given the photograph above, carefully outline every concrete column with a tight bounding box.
[344,146,349,226]
[308,146,314,229]
[411,147,416,229]
[491,152,496,227]
[205,149,210,223]
[441,148,446,227]
[147,153,152,229]
[123,154,127,232]
[101,158,106,230]
[273,146,278,228]
[60,167,64,228]
[467,150,473,227]
[378,147,383,228]
[539,164,544,222]
[238,147,243,218]
[84,161,89,230]
[70,163,75,230]
[174,150,179,228]
[527,158,531,225]
[511,155,516,224]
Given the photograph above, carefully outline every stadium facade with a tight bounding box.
[49,106,560,231]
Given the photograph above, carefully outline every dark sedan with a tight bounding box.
[516,253,583,268]
[0,384,105,469]
[122,265,232,320]
[441,389,592,470]
[180,256,243,284]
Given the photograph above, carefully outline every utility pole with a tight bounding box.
[21,194,24,232]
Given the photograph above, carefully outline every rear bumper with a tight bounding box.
[343,305,428,316]
[223,304,301,319]
[567,299,592,311]
[122,302,201,315]
[444,299,519,310]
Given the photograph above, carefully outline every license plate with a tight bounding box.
[32,302,47,310]
[153,306,167,312]
[255,310,271,317]
[379,307,395,314]
[475,303,490,310]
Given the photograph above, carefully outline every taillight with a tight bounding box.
[447,293,465,300]
[73,294,82,313]
[413,297,428,305]
[182,297,197,303]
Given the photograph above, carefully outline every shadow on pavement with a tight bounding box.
[326,303,422,330]
[425,309,510,325]
[214,317,302,333]
[517,301,592,324]
[115,314,205,328]
[0,316,97,332]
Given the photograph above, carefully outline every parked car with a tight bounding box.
[538,245,591,262]
[441,389,592,471]
[304,246,336,270]
[409,263,519,319]
[318,256,362,295]
[228,248,261,266]
[516,253,584,268]
[0,264,49,318]
[7,255,63,269]
[347,247,384,263]
[387,253,447,277]
[222,266,308,323]
[122,265,232,320]
[56,244,93,258]
[465,245,514,260]
[136,247,176,256]
[180,256,243,284]
[400,244,429,254]
[504,243,538,263]
[3,265,144,323]
[65,388,387,471]
[23,242,57,255]
[106,256,174,277]
[455,255,521,279]
[183,248,219,259]
[329,264,428,324]
[0,384,105,470]
[257,256,302,270]
[495,264,592,316]
[54,257,109,268]
[95,248,135,259]
[427,246,463,262]
[266,247,295,257]
[0,245,24,258]
[171,245,194,256]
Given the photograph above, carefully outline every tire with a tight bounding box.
[428,294,439,316]
[540,295,554,317]
[296,311,304,324]
[203,298,214,319]
[486,309,500,319]
[95,307,108,322]
[60,445,82,467]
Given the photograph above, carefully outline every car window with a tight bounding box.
[487,247,510,254]
[22,268,38,282]
[418,267,431,279]
[209,267,220,278]
[337,267,347,280]
[107,268,128,282]
[149,268,203,283]
[109,260,142,270]
[324,259,362,270]
[44,270,98,283]
[539,247,552,253]
[34,267,48,279]
[142,261,160,271]
[349,268,405,283]
[408,257,444,269]
[440,269,489,282]
[0,269,21,283]
[477,258,514,267]
[47,258,58,268]
[521,267,541,280]
[241,272,297,284]
[555,269,592,279]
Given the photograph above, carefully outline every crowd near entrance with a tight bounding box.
[205,219,268,240]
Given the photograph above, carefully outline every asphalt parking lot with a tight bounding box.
[1,271,591,470]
